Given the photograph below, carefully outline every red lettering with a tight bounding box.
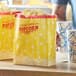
[19,25,38,34]
[2,22,14,29]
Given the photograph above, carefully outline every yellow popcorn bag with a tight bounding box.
[14,14,56,66]
[0,11,21,60]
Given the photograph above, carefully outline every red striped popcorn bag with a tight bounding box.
[13,14,57,66]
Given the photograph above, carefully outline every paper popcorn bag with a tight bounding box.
[57,21,72,52]
[13,14,56,66]
[0,12,15,60]
[68,30,76,62]
[56,21,72,62]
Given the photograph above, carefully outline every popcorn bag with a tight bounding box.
[57,21,72,52]
[57,21,72,62]
[13,14,56,66]
[68,30,76,62]
[0,12,15,60]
